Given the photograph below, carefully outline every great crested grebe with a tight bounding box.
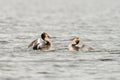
[68,37,94,51]
[28,32,52,50]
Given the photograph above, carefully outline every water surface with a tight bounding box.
[0,0,120,80]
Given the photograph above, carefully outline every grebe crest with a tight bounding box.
[41,32,50,40]
[73,37,80,45]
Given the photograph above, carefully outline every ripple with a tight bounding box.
[109,50,120,54]
[37,71,52,74]
[0,77,19,80]
[0,41,9,44]
[98,58,115,61]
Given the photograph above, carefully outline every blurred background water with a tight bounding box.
[0,0,120,80]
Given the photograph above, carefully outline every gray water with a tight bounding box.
[0,0,120,80]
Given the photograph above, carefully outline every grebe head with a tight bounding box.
[72,37,80,45]
[68,37,80,51]
[41,32,50,40]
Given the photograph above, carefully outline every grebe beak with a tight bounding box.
[69,39,73,40]
[47,35,51,38]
